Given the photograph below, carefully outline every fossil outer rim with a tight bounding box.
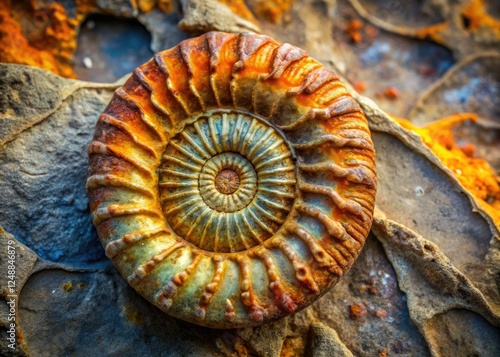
[87,31,377,328]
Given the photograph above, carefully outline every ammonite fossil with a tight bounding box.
[87,32,376,328]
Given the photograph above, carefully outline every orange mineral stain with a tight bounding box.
[0,0,96,78]
[346,19,363,44]
[247,0,294,24]
[462,0,500,38]
[397,114,500,224]
[136,0,173,13]
[414,22,448,44]
[350,303,368,320]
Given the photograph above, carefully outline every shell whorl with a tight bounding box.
[87,32,377,328]
[160,110,296,252]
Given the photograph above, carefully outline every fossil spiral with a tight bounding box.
[87,32,376,328]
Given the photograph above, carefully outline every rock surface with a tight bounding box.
[306,323,354,357]
[1,0,499,356]
[178,0,261,33]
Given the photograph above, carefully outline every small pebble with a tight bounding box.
[353,80,366,93]
[414,186,425,197]
[373,309,387,318]
[83,57,93,69]
[336,62,346,73]
[349,304,368,320]
[384,86,399,99]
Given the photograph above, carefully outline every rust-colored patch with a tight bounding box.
[217,332,254,356]
[349,303,368,320]
[281,335,306,357]
[397,114,500,224]
[359,277,379,295]
[234,340,251,356]
[345,18,377,45]
[346,19,363,43]
[373,309,387,318]
[414,22,448,45]
[247,0,293,24]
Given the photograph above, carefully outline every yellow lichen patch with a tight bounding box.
[247,0,294,24]
[123,304,145,325]
[137,0,156,13]
[136,0,173,13]
[462,0,500,38]
[0,0,96,78]
[397,114,500,224]
[281,335,306,357]
[62,281,73,292]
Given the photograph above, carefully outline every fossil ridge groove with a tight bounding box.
[87,31,377,328]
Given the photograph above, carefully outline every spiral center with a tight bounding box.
[158,110,297,252]
[199,152,257,212]
[215,169,240,194]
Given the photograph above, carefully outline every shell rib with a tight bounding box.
[87,32,377,328]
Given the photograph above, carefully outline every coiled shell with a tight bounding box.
[87,32,376,328]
